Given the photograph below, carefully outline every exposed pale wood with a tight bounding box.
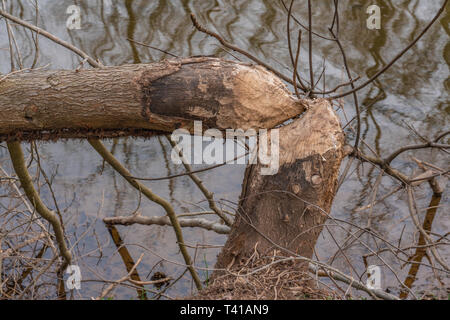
[0,57,306,141]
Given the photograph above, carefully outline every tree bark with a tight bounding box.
[0,57,306,141]
[213,98,344,275]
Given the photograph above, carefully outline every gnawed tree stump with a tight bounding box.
[196,99,344,299]
[0,57,305,141]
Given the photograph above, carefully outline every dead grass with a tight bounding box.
[192,254,340,300]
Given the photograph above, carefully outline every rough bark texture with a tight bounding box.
[214,99,344,272]
[0,57,306,141]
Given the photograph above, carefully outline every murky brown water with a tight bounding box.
[0,0,448,299]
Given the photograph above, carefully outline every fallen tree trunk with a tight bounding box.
[0,57,306,141]
[2,56,345,298]
[196,99,345,299]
